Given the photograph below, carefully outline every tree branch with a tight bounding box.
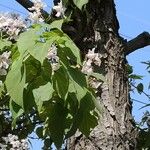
[126,32,150,55]
[15,0,49,18]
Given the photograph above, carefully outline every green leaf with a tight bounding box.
[33,82,54,111]
[126,64,133,74]
[49,19,64,30]
[9,99,24,128]
[47,102,67,148]
[60,36,81,65]
[6,59,26,108]
[129,74,143,80]
[17,28,39,55]
[53,66,69,99]
[25,56,41,83]
[78,93,98,136]
[57,47,75,67]
[137,83,144,94]
[28,29,63,64]
[41,59,52,82]
[65,93,79,139]
[73,0,89,10]
[29,39,53,64]
[0,39,12,50]
[68,67,87,100]
[25,75,48,111]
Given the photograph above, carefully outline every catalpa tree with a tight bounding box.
[0,0,150,149]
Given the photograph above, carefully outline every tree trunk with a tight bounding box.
[66,0,138,149]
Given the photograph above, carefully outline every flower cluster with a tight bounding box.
[28,0,46,23]
[0,13,27,40]
[82,48,101,74]
[0,51,11,76]
[0,134,29,150]
[82,48,102,90]
[53,0,66,18]
[47,44,60,71]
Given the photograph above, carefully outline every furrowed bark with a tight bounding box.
[66,0,138,149]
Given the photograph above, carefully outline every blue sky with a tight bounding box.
[116,0,150,123]
[0,0,150,149]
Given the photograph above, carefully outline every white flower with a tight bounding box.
[94,54,101,66]
[11,140,20,148]
[8,134,18,141]
[82,59,93,74]
[86,48,101,66]
[0,51,11,75]
[0,13,27,39]
[1,134,29,149]
[82,47,103,90]
[28,12,44,23]
[47,44,57,60]
[82,47,102,74]
[86,48,96,60]
[53,1,66,17]
[28,0,46,23]
[30,0,46,10]
[0,69,7,75]
[0,51,11,69]
[47,44,60,71]
[0,143,7,149]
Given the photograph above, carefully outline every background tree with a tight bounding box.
[0,0,150,149]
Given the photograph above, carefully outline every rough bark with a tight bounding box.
[66,0,138,149]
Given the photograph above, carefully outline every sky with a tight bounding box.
[116,0,150,123]
[0,0,150,149]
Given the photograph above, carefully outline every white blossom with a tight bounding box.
[28,11,44,23]
[47,44,60,71]
[1,134,29,150]
[29,0,46,11]
[86,48,101,66]
[0,13,27,39]
[82,48,103,90]
[82,59,93,74]
[0,143,7,150]
[0,51,11,75]
[53,0,66,18]
[8,133,18,141]
[82,48,101,74]
[28,0,46,23]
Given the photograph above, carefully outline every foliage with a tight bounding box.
[0,18,103,148]
[1,0,150,149]
[129,61,150,149]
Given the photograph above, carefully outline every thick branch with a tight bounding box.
[15,0,49,18]
[126,32,150,55]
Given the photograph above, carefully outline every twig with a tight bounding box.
[131,99,147,105]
